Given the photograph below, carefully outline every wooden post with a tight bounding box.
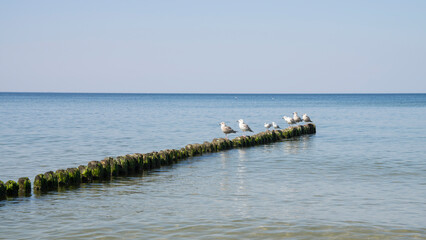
[18,177,31,195]
[34,174,48,192]
[5,180,19,197]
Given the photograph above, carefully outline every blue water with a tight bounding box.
[0,93,425,239]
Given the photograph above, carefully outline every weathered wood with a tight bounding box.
[18,177,31,195]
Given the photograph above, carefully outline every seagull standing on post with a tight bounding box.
[283,116,296,127]
[220,122,237,139]
[272,122,280,129]
[293,112,302,124]
[237,119,253,136]
[302,114,312,123]
[264,122,272,130]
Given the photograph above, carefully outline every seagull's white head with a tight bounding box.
[293,112,297,115]
[220,122,226,126]
[302,114,307,117]
[237,119,244,123]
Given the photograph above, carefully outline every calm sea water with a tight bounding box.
[0,93,425,239]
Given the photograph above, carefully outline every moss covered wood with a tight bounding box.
[18,177,31,195]
[101,157,113,179]
[33,174,48,192]
[56,169,69,187]
[88,161,104,180]
[124,154,138,173]
[67,168,81,186]
[78,165,92,183]
[44,171,58,190]
[0,180,6,200]
[115,157,128,176]
[110,158,119,177]
[133,154,144,172]
[151,152,161,168]
[5,180,19,197]
[141,154,150,170]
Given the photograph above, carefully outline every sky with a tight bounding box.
[1,0,425,93]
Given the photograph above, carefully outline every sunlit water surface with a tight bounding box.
[1,93,425,239]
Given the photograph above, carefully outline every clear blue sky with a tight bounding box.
[1,0,425,93]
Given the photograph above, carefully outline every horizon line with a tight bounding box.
[0,91,425,95]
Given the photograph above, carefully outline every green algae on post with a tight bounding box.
[158,150,171,166]
[109,158,120,177]
[100,157,113,179]
[0,180,6,200]
[87,161,104,180]
[18,177,31,195]
[33,174,48,192]
[44,171,58,190]
[78,165,92,183]
[115,156,129,176]
[56,169,70,187]
[124,154,139,173]
[5,180,19,197]
[67,168,81,186]
[142,154,152,170]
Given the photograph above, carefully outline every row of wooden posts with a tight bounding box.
[0,124,316,201]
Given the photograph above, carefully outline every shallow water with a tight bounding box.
[1,93,425,239]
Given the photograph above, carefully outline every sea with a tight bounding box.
[0,93,425,239]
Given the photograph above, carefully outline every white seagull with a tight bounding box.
[237,119,253,136]
[282,116,296,127]
[293,112,302,124]
[272,122,280,129]
[264,122,272,130]
[302,114,312,123]
[220,122,237,139]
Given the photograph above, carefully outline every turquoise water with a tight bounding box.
[0,93,425,239]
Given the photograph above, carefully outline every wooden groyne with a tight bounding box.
[0,124,316,201]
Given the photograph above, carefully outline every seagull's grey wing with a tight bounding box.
[302,115,311,122]
[247,125,253,132]
[241,123,252,132]
[223,125,237,133]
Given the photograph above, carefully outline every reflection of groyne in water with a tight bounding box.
[0,124,316,201]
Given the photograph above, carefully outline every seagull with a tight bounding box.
[293,112,302,124]
[264,122,272,130]
[237,119,253,136]
[282,116,296,127]
[302,114,312,123]
[272,122,280,129]
[220,122,237,139]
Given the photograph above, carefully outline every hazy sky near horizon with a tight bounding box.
[1,1,425,93]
